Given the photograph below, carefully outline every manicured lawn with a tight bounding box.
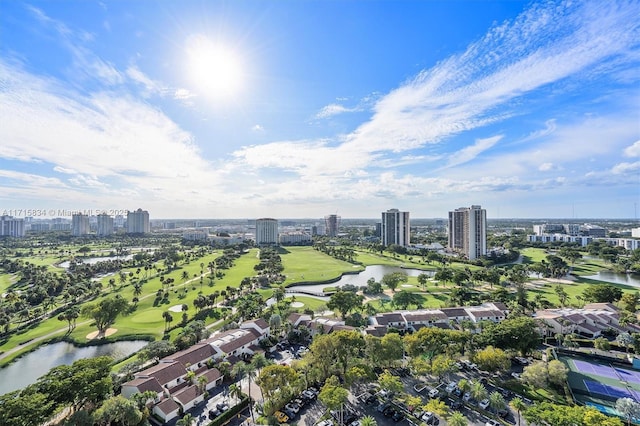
[280,247,363,285]
[0,273,16,294]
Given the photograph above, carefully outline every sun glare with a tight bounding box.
[186,35,244,99]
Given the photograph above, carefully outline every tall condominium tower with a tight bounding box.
[97,213,114,236]
[324,214,340,238]
[0,216,25,237]
[381,208,410,247]
[255,218,278,246]
[71,213,90,236]
[448,205,487,260]
[127,208,150,234]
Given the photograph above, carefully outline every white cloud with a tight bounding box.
[252,124,265,132]
[539,163,554,171]
[343,1,639,154]
[624,140,640,157]
[446,135,502,168]
[315,103,358,119]
[612,161,640,174]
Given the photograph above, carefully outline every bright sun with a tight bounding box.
[186,35,244,98]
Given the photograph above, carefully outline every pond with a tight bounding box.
[0,340,148,395]
[584,271,640,288]
[57,254,134,269]
[286,264,432,293]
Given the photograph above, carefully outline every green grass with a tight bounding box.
[0,273,16,294]
[280,247,363,285]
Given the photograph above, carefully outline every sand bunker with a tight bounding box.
[168,304,184,312]
[86,328,118,340]
[291,302,304,308]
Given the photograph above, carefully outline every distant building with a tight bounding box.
[581,224,607,237]
[127,209,150,234]
[448,205,487,260]
[71,213,90,236]
[182,230,209,241]
[96,213,114,236]
[29,223,50,232]
[381,209,410,247]
[0,216,25,237]
[279,231,312,245]
[324,214,340,238]
[255,218,278,246]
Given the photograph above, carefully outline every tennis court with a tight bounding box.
[584,380,640,401]
[574,359,640,385]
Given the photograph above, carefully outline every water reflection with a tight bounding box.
[0,340,148,395]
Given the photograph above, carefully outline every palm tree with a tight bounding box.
[360,415,378,426]
[176,413,194,426]
[448,411,468,426]
[489,391,506,414]
[197,375,208,393]
[470,380,488,403]
[229,383,242,405]
[510,396,526,426]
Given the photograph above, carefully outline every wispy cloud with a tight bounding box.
[315,103,360,119]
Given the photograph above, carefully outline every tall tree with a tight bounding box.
[81,296,130,334]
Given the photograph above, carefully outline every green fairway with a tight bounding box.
[280,246,364,285]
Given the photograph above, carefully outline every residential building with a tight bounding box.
[381,208,410,247]
[127,208,150,234]
[121,319,268,423]
[365,302,509,335]
[448,205,487,260]
[279,231,312,245]
[255,218,278,246]
[0,216,25,237]
[71,213,90,236]
[533,304,629,339]
[96,213,114,236]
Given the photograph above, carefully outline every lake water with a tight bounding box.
[287,264,432,293]
[57,254,134,269]
[584,271,640,288]
[0,340,148,395]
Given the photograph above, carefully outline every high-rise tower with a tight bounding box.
[381,209,410,247]
[448,205,487,260]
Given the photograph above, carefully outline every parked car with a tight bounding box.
[485,420,500,426]
[452,388,463,398]
[449,400,463,410]
[316,421,333,426]
[463,392,471,402]
[421,411,435,422]
[216,403,229,412]
[479,399,490,410]
[428,388,439,398]
[208,409,220,420]
[498,408,509,419]
[285,402,300,414]
[392,411,405,422]
[274,411,289,424]
[445,382,458,393]
[511,372,521,379]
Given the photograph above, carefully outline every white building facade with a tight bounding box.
[127,208,150,234]
[448,205,487,260]
[255,218,278,246]
[71,214,90,236]
[0,216,25,237]
[96,213,114,236]
[381,209,410,247]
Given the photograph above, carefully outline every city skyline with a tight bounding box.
[0,1,639,219]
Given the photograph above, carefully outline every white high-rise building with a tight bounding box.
[381,209,410,247]
[255,218,278,246]
[448,205,487,260]
[127,209,150,234]
[0,216,25,237]
[71,213,90,236]
[97,213,114,236]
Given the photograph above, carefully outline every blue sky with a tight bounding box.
[0,1,638,220]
